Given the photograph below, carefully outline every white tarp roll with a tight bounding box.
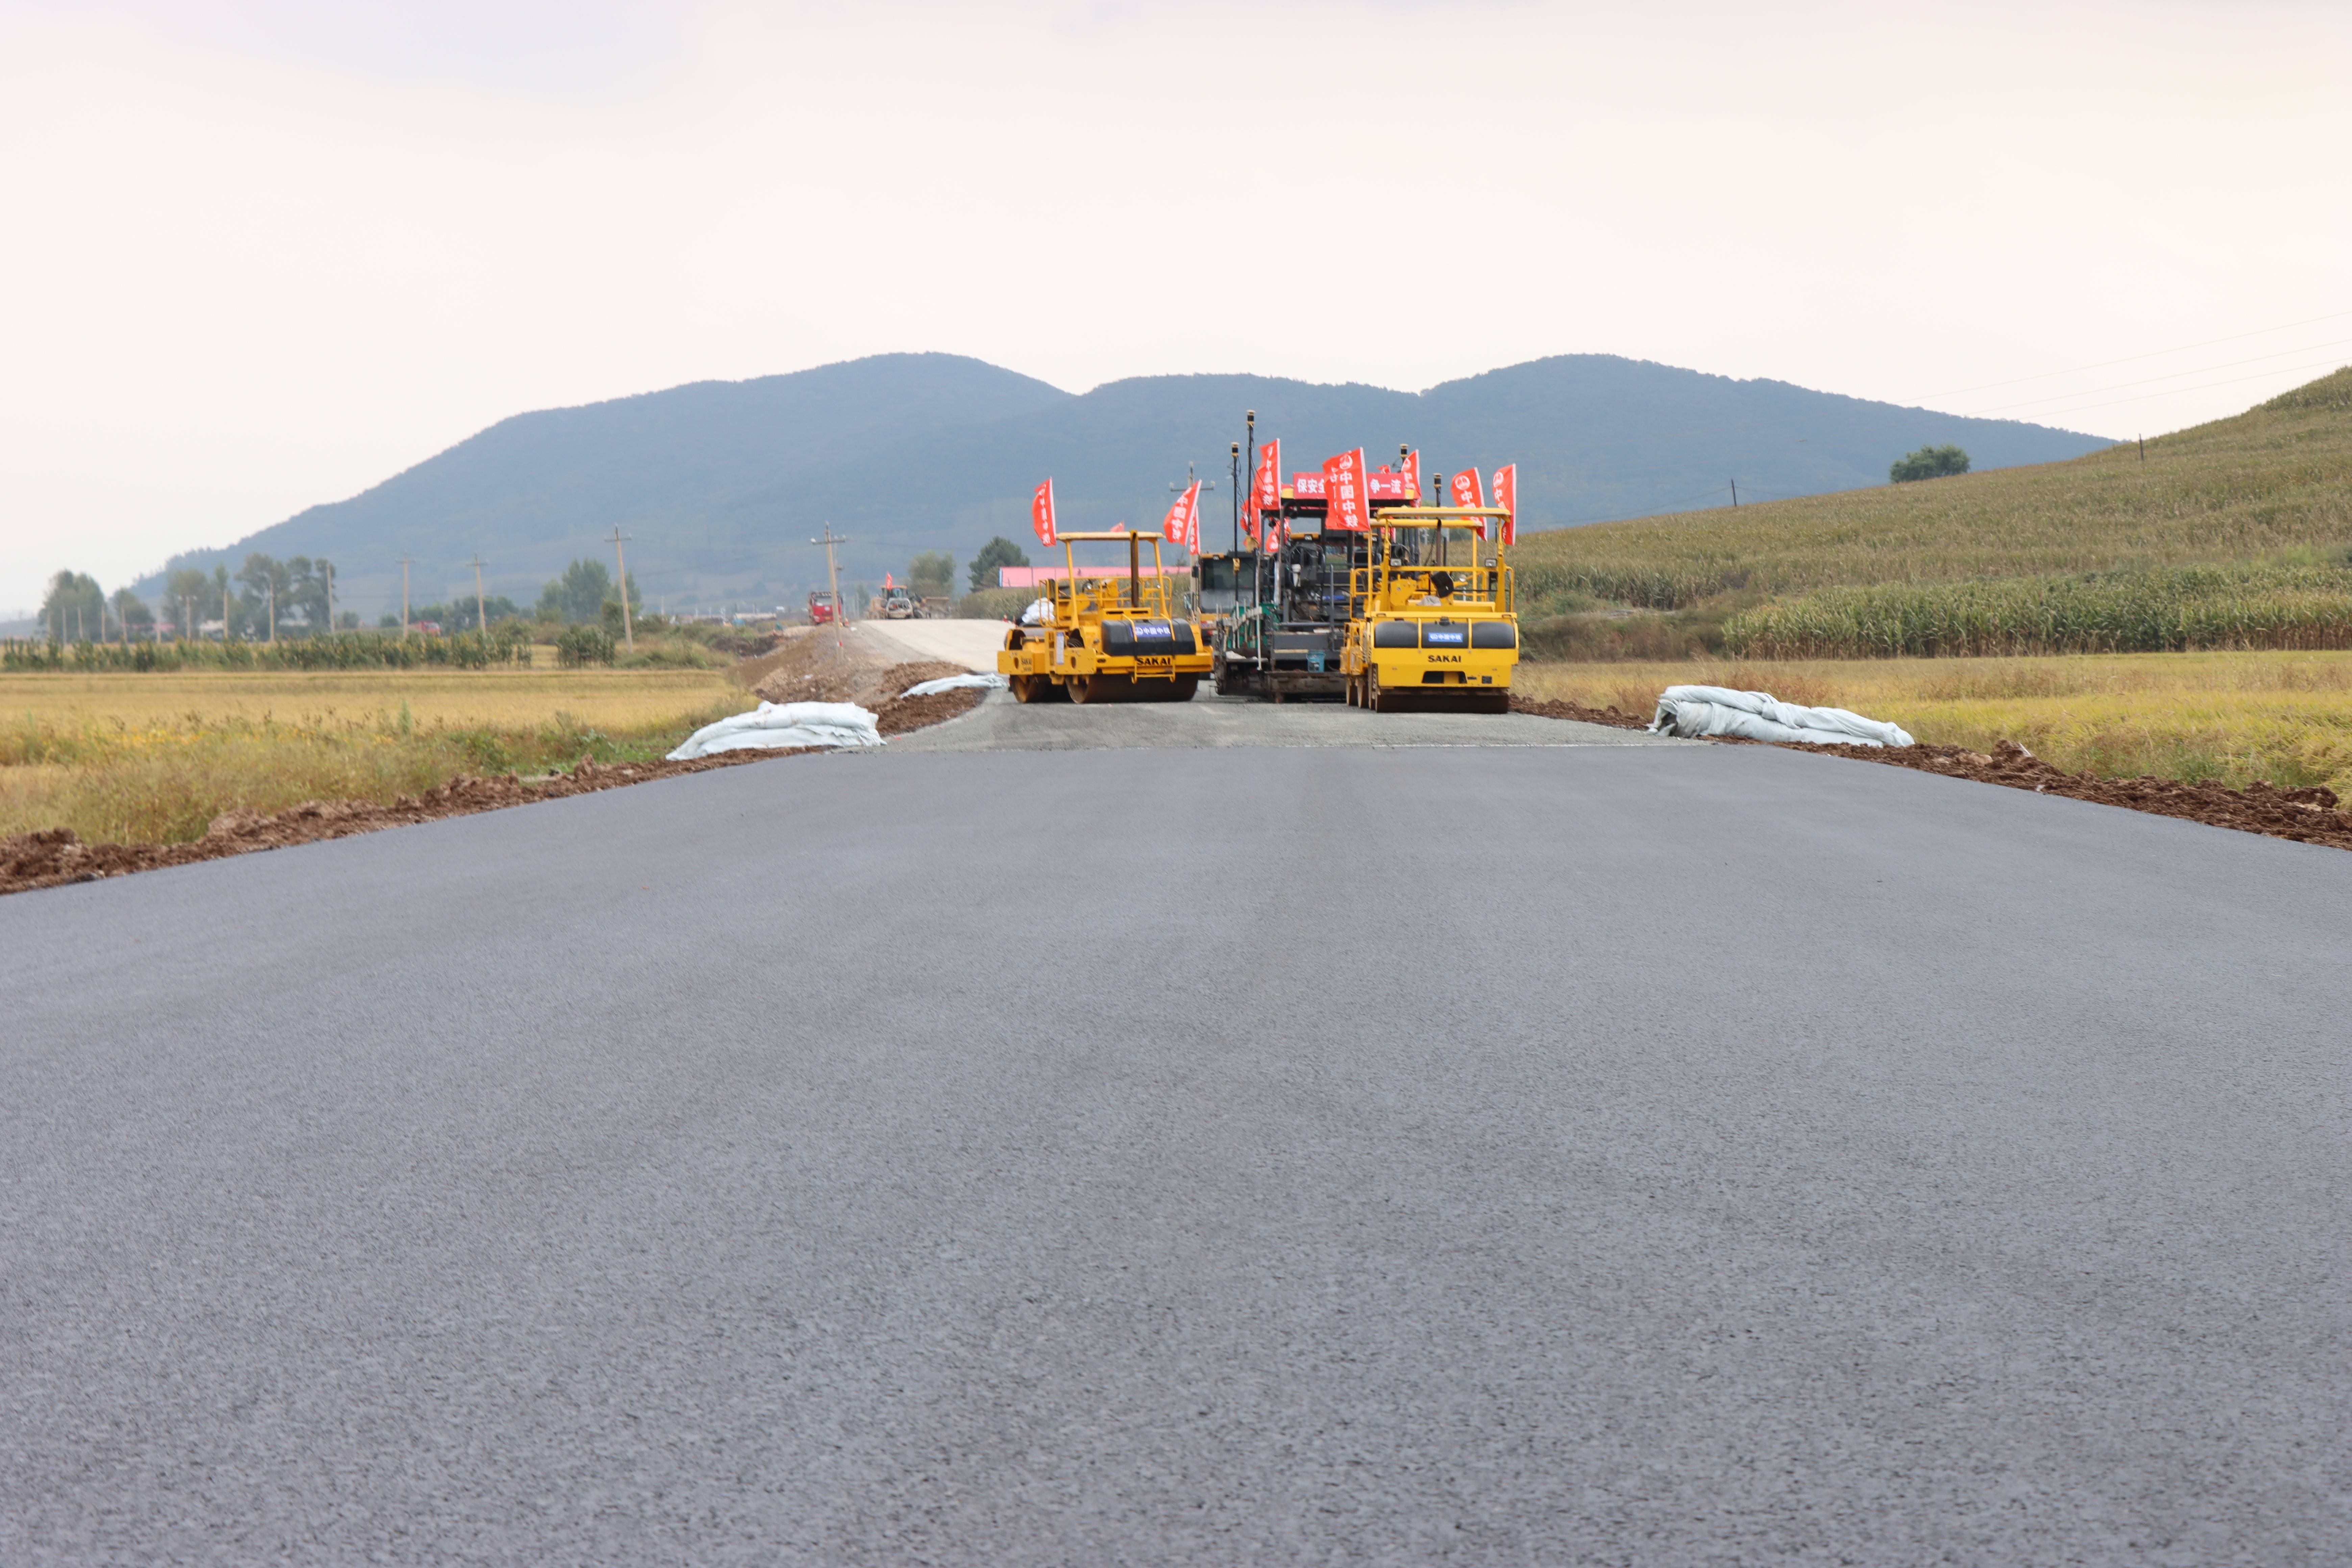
[666,701,883,760]
[1648,685,1915,748]
[900,673,1009,697]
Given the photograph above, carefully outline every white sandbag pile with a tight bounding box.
[901,672,1008,697]
[666,702,883,760]
[1649,685,1914,748]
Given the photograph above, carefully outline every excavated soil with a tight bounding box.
[1510,695,1651,730]
[1792,737,2352,850]
[1509,693,2351,851]
[1,653,986,897]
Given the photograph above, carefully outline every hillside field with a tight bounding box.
[1511,367,2352,657]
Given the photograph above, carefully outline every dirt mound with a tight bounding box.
[869,666,986,737]
[1796,738,2352,850]
[1510,695,1651,730]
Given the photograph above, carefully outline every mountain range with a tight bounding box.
[133,352,2113,615]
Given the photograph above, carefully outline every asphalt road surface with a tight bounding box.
[4,710,2348,1565]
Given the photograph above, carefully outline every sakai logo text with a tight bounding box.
[1428,654,1462,663]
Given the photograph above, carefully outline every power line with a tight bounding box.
[1977,357,2352,422]
[1957,336,2352,417]
[1907,307,2352,402]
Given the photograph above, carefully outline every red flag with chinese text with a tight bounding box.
[1323,448,1369,532]
[1031,478,1057,548]
[1451,468,1487,538]
[1491,464,1518,546]
[1162,481,1202,553]
[1250,439,1280,546]
[1402,449,1421,502]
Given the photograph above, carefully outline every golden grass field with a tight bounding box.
[1,666,746,846]
[1517,650,2352,795]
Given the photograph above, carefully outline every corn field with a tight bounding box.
[1723,566,2352,659]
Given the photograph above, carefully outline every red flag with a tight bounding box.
[1451,468,1487,539]
[1249,439,1280,546]
[1491,464,1518,546]
[1322,448,1370,532]
[1402,449,1421,501]
[1162,480,1202,553]
[1031,477,1057,548]
[885,571,895,588]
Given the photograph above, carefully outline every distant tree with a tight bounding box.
[111,588,153,636]
[537,559,637,624]
[909,550,955,596]
[443,595,521,633]
[969,536,1031,592]
[540,559,611,623]
[1891,444,1970,483]
[338,611,361,630]
[166,567,211,639]
[39,570,104,642]
[234,553,298,639]
[211,565,236,638]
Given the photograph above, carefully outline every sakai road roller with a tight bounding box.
[998,530,1212,703]
[1342,506,1521,712]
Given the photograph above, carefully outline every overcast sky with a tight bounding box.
[3,0,2347,611]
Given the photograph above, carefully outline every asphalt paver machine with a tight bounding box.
[998,530,1212,703]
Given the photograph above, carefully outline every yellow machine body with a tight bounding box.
[1339,509,1520,713]
[997,531,1213,704]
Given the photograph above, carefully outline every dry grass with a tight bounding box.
[0,667,748,846]
[1509,367,2352,608]
[1516,649,2352,796]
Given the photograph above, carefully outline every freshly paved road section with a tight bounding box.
[4,722,2348,1564]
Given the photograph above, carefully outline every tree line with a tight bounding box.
[33,554,643,643]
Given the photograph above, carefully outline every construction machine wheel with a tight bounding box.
[1367,668,1392,713]
[1011,674,1037,703]
[1165,675,1199,703]
[1068,674,1095,704]
[1212,656,1239,696]
[1071,673,1135,704]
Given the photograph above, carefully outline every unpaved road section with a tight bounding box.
[4,742,2347,1565]
[891,686,1683,752]
[854,617,1010,670]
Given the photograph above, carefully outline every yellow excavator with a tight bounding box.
[998,530,1212,703]
[1342,508,1520,712]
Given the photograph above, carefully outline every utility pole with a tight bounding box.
[608,527,635,651]
[811,526,849,644]
[266,577,276,643]
[1730,478,1739,507]
[399,557,413,641]
[470,555,489,645]
[323,560,335,633]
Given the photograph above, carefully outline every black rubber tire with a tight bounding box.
[1212,657,1238,697]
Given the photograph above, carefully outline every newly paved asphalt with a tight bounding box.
[4,711,2348,1564]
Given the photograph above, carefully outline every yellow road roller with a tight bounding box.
[998,530,1212,704]
[1341,508,1520,713]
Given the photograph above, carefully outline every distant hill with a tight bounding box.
[135,351,2113,616]
[1510,365,2352,609]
